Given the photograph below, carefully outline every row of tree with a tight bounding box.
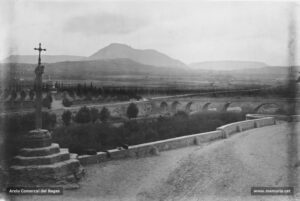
[2,82,53,93]
[55,82,222,97]
[2,83,295,102]
[62,103,139,125]
[1,90,53,109]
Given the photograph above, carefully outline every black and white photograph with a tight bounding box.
[0,0,299,200]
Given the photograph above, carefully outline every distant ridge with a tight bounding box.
[0,59,293,82]
[0,58,187,81]
[189,60,268,71]
[88,43,186,68]
[3,55,87,64]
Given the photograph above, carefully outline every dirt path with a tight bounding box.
[5,122,300,201]
[140,123,299,201]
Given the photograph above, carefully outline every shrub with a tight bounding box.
[90,107,99,123]
[174,111,189,119]
[76,90,82,98]
[52,123,119,153]
[99,107,110,122]
[68,90,75,98]
[3,90,9,99]
[20,90,26,101]
[127,103,139,119]
[85,92,93,101]
[42,93,53,109]
[46,113,57,129]
[52,111,245,155]
[29,90,35,100]
[3,112,57,134]
[145,129,159,142]
[62,97,72,107]
[10,91,17,101]
[74,106,91,123]
[62,110,72,126]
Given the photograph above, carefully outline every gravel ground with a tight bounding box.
[2,122,299,201]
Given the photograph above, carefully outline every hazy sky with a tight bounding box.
[0,0,299,65]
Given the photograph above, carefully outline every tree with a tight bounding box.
[90,107,99,123]
[3,89,9,99]
[85,92,93,101]
[99,107,110,122]
[74,106,91,124]
[62,110,72,126]
[42,93,53,109]
[29,90,35,100]
[174,111,189,119]
[10,91,17,101]
[68,90,75,98]
[20,90,26,101]
[126,103,139,119]
[62,97,72,107]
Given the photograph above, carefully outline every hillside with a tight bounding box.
[89,43,186,68]
[2,55,87,64]
[0,58,188,81]
[1,59,293,88]
[189,61,268,71]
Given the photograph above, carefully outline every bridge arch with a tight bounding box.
[221,102,231,112]
[171,101,181,112]
[185,101,194,112]
[202,102,211,111]
[160,101,168,112]
[253,103,281,113]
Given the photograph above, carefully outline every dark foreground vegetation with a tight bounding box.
[52,111,245,154]
[1,109,246,162]
[1,112,57,165]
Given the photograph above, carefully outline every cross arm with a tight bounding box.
[34,48,46,51]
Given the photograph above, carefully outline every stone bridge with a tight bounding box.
[1,94,291,123]
[107,96,290,118]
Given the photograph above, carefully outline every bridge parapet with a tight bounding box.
[291,115,300,122]
[246,114,300,122]
[217,117,275,138]
[78,117,276,165]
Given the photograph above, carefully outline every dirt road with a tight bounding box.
[4,122,299,201]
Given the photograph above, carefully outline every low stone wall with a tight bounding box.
[78,117,276,165]
[247,114,300,122]
[77,152,107,165]
[78,131,223,165]
[217,117,275,138]
[256,117,276,127]
[246,114,291,121]
[291,115,300,122]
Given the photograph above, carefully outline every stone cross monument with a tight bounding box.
[34,43,46,129]
[9,43,84,187]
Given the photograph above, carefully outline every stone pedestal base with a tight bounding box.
[9,129,84,187]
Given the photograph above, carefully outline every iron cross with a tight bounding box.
[34,43,46,66]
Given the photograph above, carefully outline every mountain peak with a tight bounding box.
[106,43,131,48]
[89,43,186,68]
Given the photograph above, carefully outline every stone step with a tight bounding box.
[9,158,82,185]
[70,153,78,159]
[19,143,60,157]
[13,149,70,166]
[23,129,52,148]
